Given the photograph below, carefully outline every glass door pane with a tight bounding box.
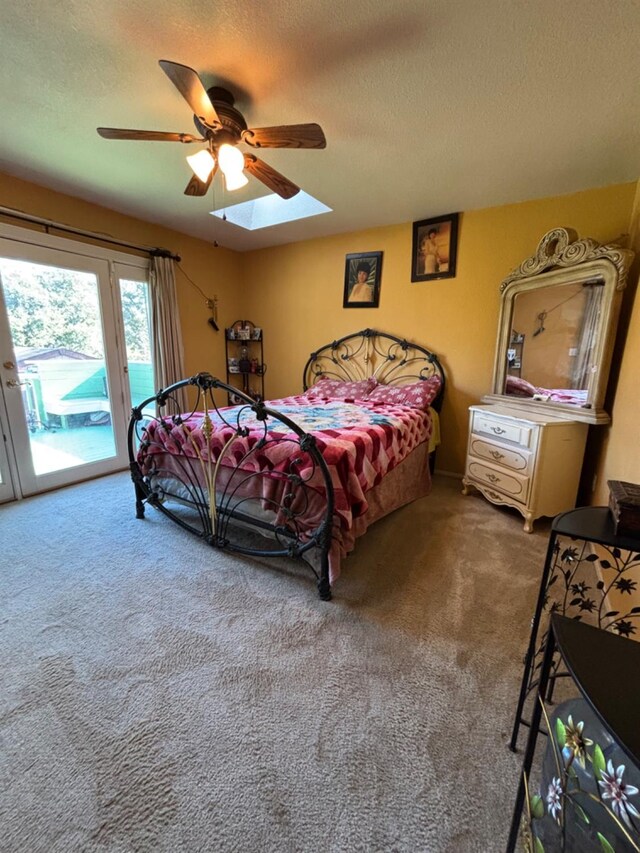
[1,258,116,475]
[0,244,129,496]
[117,269,155,410]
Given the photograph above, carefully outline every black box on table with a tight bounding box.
[608,480,640,537]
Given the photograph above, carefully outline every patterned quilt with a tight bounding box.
[138,395,433,537]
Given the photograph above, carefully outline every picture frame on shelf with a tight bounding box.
[343,251,383,308]
[411,212,459,282]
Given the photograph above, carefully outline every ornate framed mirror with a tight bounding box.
[484,227,634,425]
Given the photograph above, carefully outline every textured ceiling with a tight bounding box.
[1,0,639,252]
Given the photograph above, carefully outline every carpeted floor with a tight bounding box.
[0,472,550,852]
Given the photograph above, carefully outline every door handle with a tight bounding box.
[6,379,30,388]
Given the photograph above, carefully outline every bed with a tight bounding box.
[505,375,589,406]
[128,328,445,600]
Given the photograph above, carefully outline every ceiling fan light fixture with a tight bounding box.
[223,171,249,191]
[186,149,216,182]
[98,61,325,201]
[218,143,248,190]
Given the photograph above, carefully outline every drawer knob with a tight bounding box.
[490,450,505,460]
[490,426,506,435]
[486,473,501,484]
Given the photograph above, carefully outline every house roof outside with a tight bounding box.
[15,347,98,368]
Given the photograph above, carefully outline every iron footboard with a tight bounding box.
[127,373,335,600]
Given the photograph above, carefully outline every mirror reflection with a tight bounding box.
[487,227,634,424]
[504,278,604,405]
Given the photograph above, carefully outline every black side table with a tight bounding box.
[510,507,640,754]
[507,613,640,852]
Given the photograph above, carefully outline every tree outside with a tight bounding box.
[0,260,151,362]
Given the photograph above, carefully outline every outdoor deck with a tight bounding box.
[18,357,154,476]
[29,423,117,475]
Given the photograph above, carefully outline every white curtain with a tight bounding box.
[149,254,188,412]
[571,284,602,390]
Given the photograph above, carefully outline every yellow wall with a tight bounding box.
[0,172,243,381]
[1,172,637,490]
[242,183,637,475]
[593,179,640,503]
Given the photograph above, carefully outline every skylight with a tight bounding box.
[210,191,331,231]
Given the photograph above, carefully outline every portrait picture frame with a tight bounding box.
[411,212,459,282]
[343,251,383,308]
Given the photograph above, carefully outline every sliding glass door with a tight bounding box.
[0,227,150,499]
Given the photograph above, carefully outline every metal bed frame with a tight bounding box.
[128,329,445,600]
[303,327,445,412]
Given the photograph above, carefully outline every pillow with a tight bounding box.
[367,376,442,409]
[304,376,377,400]
[505,375,536,397]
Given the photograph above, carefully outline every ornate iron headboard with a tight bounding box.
[302,328,446,412]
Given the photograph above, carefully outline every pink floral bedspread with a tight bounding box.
[139,395,433,545]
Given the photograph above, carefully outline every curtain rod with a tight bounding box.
[0,204,181,261]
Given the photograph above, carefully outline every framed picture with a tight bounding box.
[343,252,383,308]
[411,213,459,282]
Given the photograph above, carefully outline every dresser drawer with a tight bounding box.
[472,412,533,448]
[469,437,531,474]
[467,460,529,503]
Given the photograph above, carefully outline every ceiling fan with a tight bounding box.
[97,60,326,200]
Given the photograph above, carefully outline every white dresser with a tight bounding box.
[462,404,588,532]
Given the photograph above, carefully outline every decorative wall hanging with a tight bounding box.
[411,212,459,282]
[343,252,383,308]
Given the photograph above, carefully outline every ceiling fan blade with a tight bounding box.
[97,128,204,143]
[184,165,216,197]
[244,155,300,199]
[241,123,326,149]
[158,60,222,129]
